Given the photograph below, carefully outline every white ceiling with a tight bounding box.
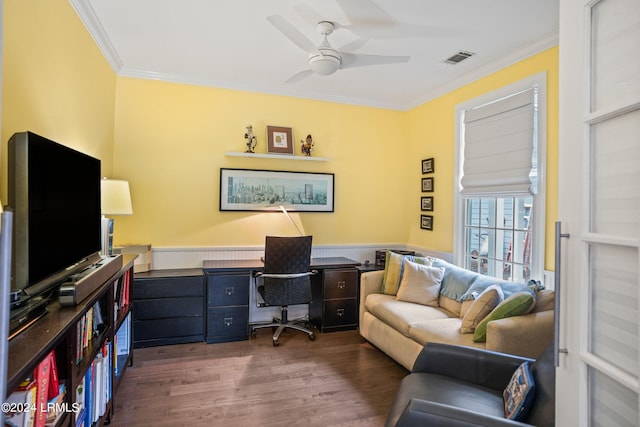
[71,0,559,111]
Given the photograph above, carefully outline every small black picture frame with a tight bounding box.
[421,215,433,231]
[422,158,434,174]
[421,196,433,212]
[421,177,434,192]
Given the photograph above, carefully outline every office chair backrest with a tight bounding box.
[263,235,312,274]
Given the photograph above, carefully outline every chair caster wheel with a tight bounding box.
[273,340,279,347]
[308,334,316,341]
[250,330,256,338]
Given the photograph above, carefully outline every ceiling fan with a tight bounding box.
[267,14,410,83]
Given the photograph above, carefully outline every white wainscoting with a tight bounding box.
[150,244,453,270]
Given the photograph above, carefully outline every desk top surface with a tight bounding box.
[202,257,360,272]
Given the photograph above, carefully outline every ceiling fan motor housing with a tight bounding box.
[308,47,341,75]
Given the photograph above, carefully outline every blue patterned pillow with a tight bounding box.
[504,362,536,421]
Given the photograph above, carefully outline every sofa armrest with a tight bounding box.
[359,270,384,325]
[486,310,555,359]
[411,343,532,391]
[393,398,532,427]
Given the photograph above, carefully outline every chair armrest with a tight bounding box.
[256,270,317,279]
[393,399,532,427]
[486,310,554,359]
[360,270,384,325]
[411,343,532,391]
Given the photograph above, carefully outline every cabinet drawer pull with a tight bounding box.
[225,287,234,296]
[224,317,233,326]
[337,281,346,289]
[337,308,345,317]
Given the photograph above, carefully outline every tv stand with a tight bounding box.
[6,255,136,426]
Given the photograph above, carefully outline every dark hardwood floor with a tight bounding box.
[111,329,408,427]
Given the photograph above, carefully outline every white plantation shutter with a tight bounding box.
[461,88,536,195]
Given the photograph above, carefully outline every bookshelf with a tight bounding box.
[5,255,136,427]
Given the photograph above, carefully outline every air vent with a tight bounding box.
[443,51,475,65]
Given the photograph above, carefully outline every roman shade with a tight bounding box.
[461,88,536,196]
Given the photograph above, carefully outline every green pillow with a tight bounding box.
[473,291,536,342]
[380,251,434,295]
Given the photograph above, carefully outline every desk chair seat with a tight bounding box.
[250,236,316,346]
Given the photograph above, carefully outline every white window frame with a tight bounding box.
[453,72,547,282]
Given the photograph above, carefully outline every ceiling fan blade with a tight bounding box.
[267,15,317,53]
[286,69,314,84]
[341,52,410,70]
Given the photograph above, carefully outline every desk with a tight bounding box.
[203,257,361,342]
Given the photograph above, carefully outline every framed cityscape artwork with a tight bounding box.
[219,168,334,212]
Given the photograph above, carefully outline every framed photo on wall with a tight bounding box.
[421,177,434,192]
[421,196,433,211]
[266,125,294,155]
[421,215,433,231]
[422,158,434,174]
[219,168,334,212]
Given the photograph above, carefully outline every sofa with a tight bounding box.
[385,342,555,426]
[359,254,554,370]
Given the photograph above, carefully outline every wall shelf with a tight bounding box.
[225,151,329,162]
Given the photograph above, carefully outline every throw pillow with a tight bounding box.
[473,291,536,342]
[380,251,435,295]
[395,260,444,307]
[504,362,536,421]
[460,284,504,334]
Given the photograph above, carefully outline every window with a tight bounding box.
[455,74,546,282]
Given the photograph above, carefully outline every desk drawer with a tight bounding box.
[134,317,204,341]
[323,269,357,299]
[322,299,358,327]
[207,274,250,306]
[207,306,249,342]
[135,297,204,320]
[134,276,204,299]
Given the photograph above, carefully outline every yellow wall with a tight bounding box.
[112,78,409,246]
[405,47,559,270]
[1,0,116,202]
[1,0,558,270]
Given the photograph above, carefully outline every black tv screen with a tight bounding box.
[9,131,102,296]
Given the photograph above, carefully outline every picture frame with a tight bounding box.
[422,158,434,174]
[421,177,434,192]
[266,125,294,155]
[421,196,433,212]
[220,168,334,212]
[421,215,433,231]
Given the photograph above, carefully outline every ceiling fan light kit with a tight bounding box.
[309,51,341,75]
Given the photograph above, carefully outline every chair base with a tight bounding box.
[250,307,316,346]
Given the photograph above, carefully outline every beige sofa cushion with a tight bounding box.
[532,289,555,312]
[396,261,444,306]
[460,284,504,334]
[439,295,463,317]
[409,318,486,350]
[365,293,453,337]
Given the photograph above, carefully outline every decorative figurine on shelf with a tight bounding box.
[244,125,257,153]
[300,134,314,156]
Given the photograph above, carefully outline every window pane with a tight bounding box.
[462,196,533,281]
[589,368,638,427]
[589,244,639,377]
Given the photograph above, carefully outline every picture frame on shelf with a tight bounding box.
[421,215,433,231]
[422,158,434,174]
[421,196,433,211]
[266,126,294,155]
[421,177,434,192]
[219,168,334,212]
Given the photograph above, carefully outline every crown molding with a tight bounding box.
[69,0,123,72]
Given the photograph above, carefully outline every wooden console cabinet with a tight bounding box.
[132,269,204,348]
[6,255,136,427]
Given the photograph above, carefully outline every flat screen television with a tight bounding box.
[8,131,102,297]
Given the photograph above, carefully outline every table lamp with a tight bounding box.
[101,178,133,256]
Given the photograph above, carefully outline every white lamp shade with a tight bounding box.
[101,179,133,215]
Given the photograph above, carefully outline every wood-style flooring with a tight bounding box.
[111,329,408,427]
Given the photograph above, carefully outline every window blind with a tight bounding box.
[461,88,536,196]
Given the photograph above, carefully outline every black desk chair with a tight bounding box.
[250,236,317,346]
